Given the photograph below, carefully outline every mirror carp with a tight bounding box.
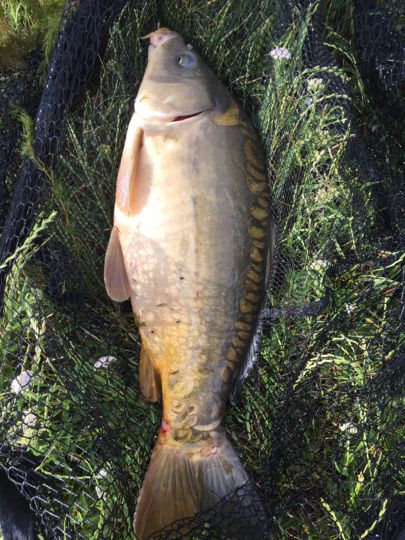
[104,27,272,539]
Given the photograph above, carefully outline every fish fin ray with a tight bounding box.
[104,226,131,302]
[116,117,143,215]
[229,316,264,405]
[139,346,161,402]
[134,434,254,539]
[230,220,277,405]
[266,218,277,288]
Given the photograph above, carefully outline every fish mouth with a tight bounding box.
[134,106,209,124]
[170,110,207,123]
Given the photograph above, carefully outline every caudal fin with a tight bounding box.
[134,433,255,539]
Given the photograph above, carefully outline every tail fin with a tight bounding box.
[134,433,252,540]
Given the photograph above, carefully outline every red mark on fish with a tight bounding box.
[160,419,171,434]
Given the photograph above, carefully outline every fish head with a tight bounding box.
[135,28,230,122]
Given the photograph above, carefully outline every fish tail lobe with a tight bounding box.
[134,433,258,539]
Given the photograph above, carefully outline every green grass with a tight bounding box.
[0,1,403,538]
[0,0,64,72]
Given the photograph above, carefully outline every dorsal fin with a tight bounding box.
[229,219,276,404]
[228,119,277,404]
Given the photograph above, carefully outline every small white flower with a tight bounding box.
[305,96,313,106]
[93,356,117,369]
[345,303,356,315]
[95,468,108,499]
[307,77,323,91]
[310,259,327,271]
[23,411,37,427]
[269,47,291,60]
[97,468,108,479]
[186,43,193,50]
[339,422,358,434]
[11,370,33,395]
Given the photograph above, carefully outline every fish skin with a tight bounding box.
[104,28,271,540]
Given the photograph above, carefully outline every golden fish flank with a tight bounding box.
[104,27,272,540]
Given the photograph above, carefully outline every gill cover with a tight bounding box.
[135,28,230,122]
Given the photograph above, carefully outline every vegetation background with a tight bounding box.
[0,0,403,538]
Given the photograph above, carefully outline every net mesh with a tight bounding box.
[0,0,404,539]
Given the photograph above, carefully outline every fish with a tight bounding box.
[104,27,272,540]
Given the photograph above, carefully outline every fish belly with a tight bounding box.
[117,113,262,437]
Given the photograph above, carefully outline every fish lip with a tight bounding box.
[168,110,208,123]
[134,108,210,124]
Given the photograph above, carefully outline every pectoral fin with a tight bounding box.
[116,115,143,215]
[104,226,131,302]
[140,346,161,402]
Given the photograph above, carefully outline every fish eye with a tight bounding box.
[176,54,196,68]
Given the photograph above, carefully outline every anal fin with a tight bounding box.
[140,346,161,402]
